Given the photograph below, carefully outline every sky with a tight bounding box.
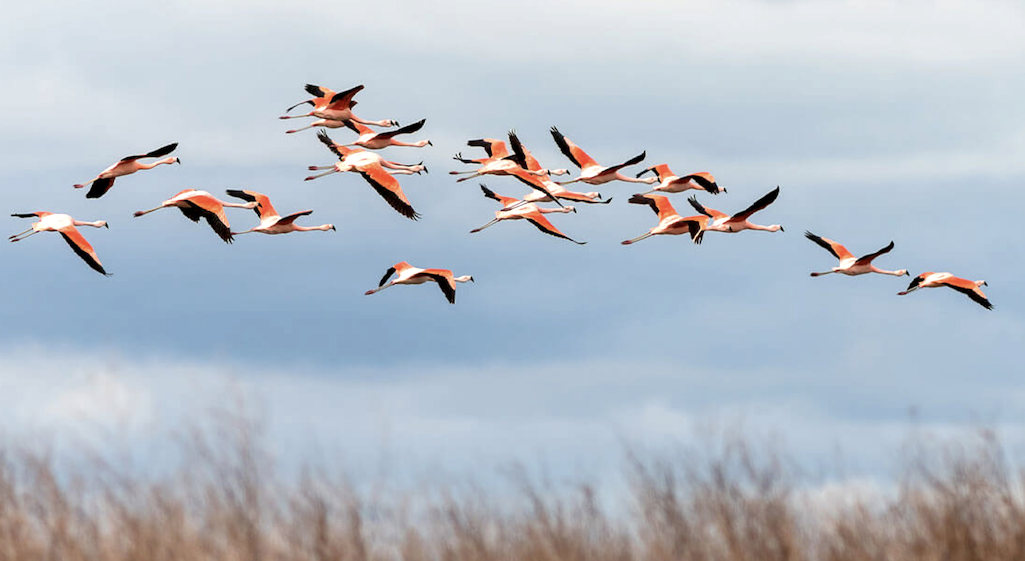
[1,0,1023,484]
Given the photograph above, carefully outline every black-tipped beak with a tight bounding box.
[330,226,336,231]
[470,277,475,282]
[983,281,988,286]
[176,158,182,165]
[104,223,109,228]
[428,140,433,146]
[780,226,785,232]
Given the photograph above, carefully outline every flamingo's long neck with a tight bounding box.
[870,266,906,276]
[138,157,177,170]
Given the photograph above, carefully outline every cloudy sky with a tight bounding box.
[1,0,1023,482]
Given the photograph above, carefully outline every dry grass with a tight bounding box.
[1,417,1024,561]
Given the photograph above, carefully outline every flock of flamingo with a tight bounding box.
[9,83,992,309]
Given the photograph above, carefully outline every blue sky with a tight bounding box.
[1,0,1023,482]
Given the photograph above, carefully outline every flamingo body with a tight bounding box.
[365,261,474,304]
[9,212,110,275]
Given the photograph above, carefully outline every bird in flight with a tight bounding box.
[687,187,783,234]
[365,261,474,304]
[133,189,257,243]
[9,212,110,275]
[225,190,335,235]
[306,131,426,220]
[74,143,180,199]
[804,232,907,277]
[469,184,585,244]
[280,84,398,127]
[621,193,706,245]
[550,126,654,187]
[636,164,722,195]
[898,272,993,310]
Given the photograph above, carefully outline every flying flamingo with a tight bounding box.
[499,131,611,210]
[621,194,706,245]
[549,127,654,187]
[469,184,584,244]
[132,189,257,243]
[73,143,180,199]
[279,83,397,127]
[365,261,474,304]
[453,138,512,164]
[687,187,783,234]
[335,119,431,149]
[306,131,425,220]
[225,190,335,235]
[9,212,110,275]
[898,273,993,310]
[637,164,722,195]
[804,232,907,277]
[449,132,563,206]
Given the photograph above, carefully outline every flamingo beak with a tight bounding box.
[176,159,182,165]
[330,226,336,231]
[780,226,785,232]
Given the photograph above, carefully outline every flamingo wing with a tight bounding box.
[376,119,426,140]
[602,151,646,176]
[479,184,520,208]
[226,189,278,220]
[505,168,565,208]
[637,164,673,181]
[85,177,115,199]
[680,172,720,194]
[550,127,597,169]
[467,138,508,159]
[183,195,233,243]
[628,193,675,219]
[941,277,993,310]
[854,241,895,266]
[524,212,585,244]
[276,210,313,226]
[731,186,780,222]
[419,270,457,304]
[358,164,420,220]
[508,131,544,172]
[804,231,854,262]
[316,130,356,159]
[119,142,178,162]
[327,84,364,108]
[377,267,396,287]
[57,225,108,275]
[687,196,728,220]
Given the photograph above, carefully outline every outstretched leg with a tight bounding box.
[621,232,653,245]
[470,218,501,233]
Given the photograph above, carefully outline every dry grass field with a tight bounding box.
[1,415,1023,561]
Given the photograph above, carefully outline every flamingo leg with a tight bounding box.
[9,230,40,242]
[456,173,483,183]
[8,228,32,239]
[364,282,395,296]
[470,219,500,233]
[133,206,166,217]
[285,124,317,134]
[304,170,338,181]
[621,232,653,245]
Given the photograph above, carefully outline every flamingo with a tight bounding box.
[74,143,180,199]
[499,131,611,210]
[637,165,722,195]
[335,119,431,149]
[549,127,654,186]
[687,187,783,234]
[225,190,335,235]
[449,132,563,206]
[279,84,397,127]
[284,117,348,134]
[9,212,110,275]
[469,184,585,244]
[454,138,512,164]
[365,261,474,304]
[898,273,993,310]
[132,189,257,243]
[621,194,706,245]
[804,232,908,277]
[306,131,425,220]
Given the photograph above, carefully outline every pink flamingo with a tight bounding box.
[225,190,335,235]
[9,212,110,275]
[74,143,180,198]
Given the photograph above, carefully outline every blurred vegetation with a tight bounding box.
[1,411,1023,561]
